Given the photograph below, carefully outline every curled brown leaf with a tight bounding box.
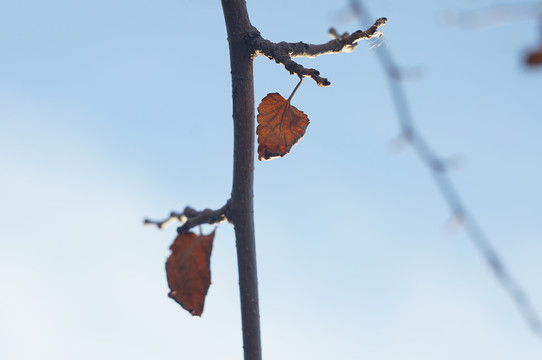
[165,231,215,316]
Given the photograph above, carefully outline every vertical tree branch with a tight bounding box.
[149,3,386,358]
[221,1,262,359]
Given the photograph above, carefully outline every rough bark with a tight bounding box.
[221,1,262,359]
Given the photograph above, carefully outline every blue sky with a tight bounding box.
[1,0,541,359]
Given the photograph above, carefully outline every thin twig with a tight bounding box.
[349,0,542,339]
[143,211,185,229]
[144,204,229,233]
[253,17,387,86]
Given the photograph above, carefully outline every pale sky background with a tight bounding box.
[1,0,541,359]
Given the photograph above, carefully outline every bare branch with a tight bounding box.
[222,1,262,358]
[144,211,186,229]
[144,204,229,233]
[291,17,387,57]
[179,205,229,233]
[253,17,387,86]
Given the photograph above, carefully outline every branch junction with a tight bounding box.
[144,203,229,233]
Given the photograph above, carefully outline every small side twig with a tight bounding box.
[144,203,230,233]
[144,211,186,229]
[253,17,387,86]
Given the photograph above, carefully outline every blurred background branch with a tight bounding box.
[347,0,542,339]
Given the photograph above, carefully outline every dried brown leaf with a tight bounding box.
[256,92,310,161]
[165,231,215,316]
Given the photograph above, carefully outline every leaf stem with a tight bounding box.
[287,77,304,102]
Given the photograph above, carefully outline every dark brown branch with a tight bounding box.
[253,17,387,86]
[291,17,387,57]
[222,1,262,359]
[143,204,229,233]
[143,211,185,229]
